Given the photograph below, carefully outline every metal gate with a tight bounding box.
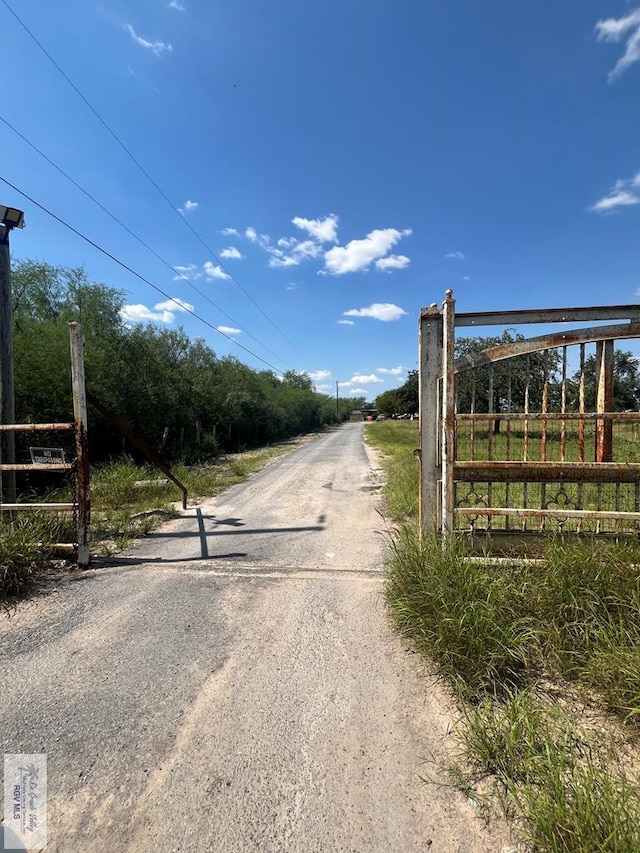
[0,323,90,566]
[419,292,640,549]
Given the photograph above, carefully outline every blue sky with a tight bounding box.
[2,1,640,399]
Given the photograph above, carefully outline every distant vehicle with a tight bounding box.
[376,414,386,421]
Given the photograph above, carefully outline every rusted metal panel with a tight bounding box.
[0,503,75,510]
[455,461,640,483]
[441,292,456,537]
[0,463,72,471]
[0,423,74,432]
[455,412,640,421]
[457,506,640,521]
[418,305,442,535]
[452,322,640,375]
[456,305,640,327]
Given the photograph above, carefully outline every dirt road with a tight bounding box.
[1,424,511,851]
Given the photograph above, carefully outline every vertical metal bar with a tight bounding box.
[523,355,530,530]
[595,340,614,463]
[524,355,530,461]
[418,305,443,536]
[561,346,567,462]
[540,350,549,526]
[69,322,90,569]
[578,344,585,464]
[541,350,549,462]
[505,364,512,529]
[441,291,456,539]
[470,372,476,462]
[487,364,494,528]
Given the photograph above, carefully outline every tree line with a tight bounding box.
[375,331,640,416]
[12,260,361,462]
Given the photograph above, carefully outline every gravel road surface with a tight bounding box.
[1,424,512,852]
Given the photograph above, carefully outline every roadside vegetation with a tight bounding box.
[366,419,640,852]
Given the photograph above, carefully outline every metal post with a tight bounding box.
[69,323,90,568]
[0,225,16,503]
[595,339,614,463]
[418,304,442,535]
[441,290,456,539]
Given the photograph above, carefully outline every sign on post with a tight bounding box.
[29,448,65,466]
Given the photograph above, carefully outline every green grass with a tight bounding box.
[367,419,640,851]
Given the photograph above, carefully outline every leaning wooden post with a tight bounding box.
[595,339,614,463]
[418,304,442,536]
[69,322,90,568]
[441,290,456,540]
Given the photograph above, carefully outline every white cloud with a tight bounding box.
[444,250,465,260]
[343,303,408,322]
[377,366,404,375]
[154,298,193,313]
[315,383,331,393]
[204,261,231,280]
[124,24,173,56]
[173,263,199,280]
[324,228,411,275]
[220,246,242,260]
[349,388,368,396]
[596,8,640,81]
[286,283,296,291]
[307,369,332,381]
[350,374,383,384]
[591,172,640,212]
[178,199,198,215]
[268,239,323,267]
[221,227,238,236]
[292,214,339,243]
[463,276,471,281]
[375,254,410,272]
[338,319,354,326]
[245,226,258,241]
[216,326,241,335]
[120,297,192,324]
[168,0,185,9]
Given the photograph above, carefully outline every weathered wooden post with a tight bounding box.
[69,323,90,568]
[418,304,442,535]
[441,290,456,539]
[595,339,614,463]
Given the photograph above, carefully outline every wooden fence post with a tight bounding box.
[69,323,90,568]
[418,304,442,535]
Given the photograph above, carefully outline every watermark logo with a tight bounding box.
[3,754,47,851]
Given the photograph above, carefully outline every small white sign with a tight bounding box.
[3,754,47,850]
[29,448,65,466]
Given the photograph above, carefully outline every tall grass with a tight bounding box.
[367,420,640,851]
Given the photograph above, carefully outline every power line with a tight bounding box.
[0,175,288,375]
[0,113,295,371]
[1,0,320,372]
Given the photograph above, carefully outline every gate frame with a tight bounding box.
[419,292,640,542]
[0,322,90,567]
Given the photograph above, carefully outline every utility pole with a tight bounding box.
[0,205,25,504]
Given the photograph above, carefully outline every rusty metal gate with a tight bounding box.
[419,292,640,549]
[0,323,90,566]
